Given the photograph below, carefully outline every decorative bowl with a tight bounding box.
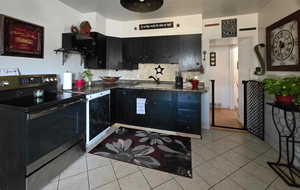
[100,76,121,83]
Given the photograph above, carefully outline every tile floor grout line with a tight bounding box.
[213,148,275,189]
[58,170,89,181]
[138,166,155,189]
[85,154,91,190]
[173,179,185,190]
[265,176,280,190]
[193,138,273,189]
[56,179,60,190]
[110,159,122,190]
[151,178,180,190]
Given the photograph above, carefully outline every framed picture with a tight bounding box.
[1,15,44,58]
[266,10,300,71]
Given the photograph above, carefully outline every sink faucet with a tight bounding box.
[148,76,160,84]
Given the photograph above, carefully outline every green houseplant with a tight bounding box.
[82,70,93,86]
[263,77,300,104]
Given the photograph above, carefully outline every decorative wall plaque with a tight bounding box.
[139,22,174,30]
[210,52,217,66]
[266,10,300,71]
[222,19,237,38]
[0,15,44,58]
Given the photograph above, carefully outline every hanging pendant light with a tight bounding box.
[120,0,164,13]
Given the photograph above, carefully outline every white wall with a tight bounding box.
[81,12,106,35]
[258,0,300,166]
[0,0,84,81]
[202,13,259,82]
[258,0,300,78]
[209,44,231,109]
[118,14,202,38]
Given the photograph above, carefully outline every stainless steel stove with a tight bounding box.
[0,75,86,190]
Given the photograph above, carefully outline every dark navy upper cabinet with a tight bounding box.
[122,38,142,70]
[106,36,122,70]
[83,33,202,70]
[179,34,202,71]
[84,32,107,69]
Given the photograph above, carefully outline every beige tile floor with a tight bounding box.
[41,129,299,190]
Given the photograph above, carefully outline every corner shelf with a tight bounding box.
[54,48,84,66]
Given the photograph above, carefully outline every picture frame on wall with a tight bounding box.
[0,15,44,58]
[266,10,300,71]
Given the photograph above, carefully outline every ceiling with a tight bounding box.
[59,0,272,21]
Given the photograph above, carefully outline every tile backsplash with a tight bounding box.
[90,64,202,82]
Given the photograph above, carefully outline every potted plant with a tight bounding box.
[82,70,93,87]
[263,77,300,104]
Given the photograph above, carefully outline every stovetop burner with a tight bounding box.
[0,92,75,108]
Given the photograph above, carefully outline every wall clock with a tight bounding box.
[266,10,300,71]
[222,19,237,38]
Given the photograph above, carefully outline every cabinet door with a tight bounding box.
[89,94,110,141]
[122,38,141,70]
[175,92,202,135]
[179,34,202,71]
[147,90,174,130]
[113,89,136,124]
[107,37,122,70]
[85,33,107,69]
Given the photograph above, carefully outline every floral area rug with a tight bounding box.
[89,127,192,178]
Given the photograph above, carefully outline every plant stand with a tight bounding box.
[267,102,300,187]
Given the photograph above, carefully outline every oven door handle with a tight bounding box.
[27,99,84,120]
[61,99,84,109]
[27,106,59,120]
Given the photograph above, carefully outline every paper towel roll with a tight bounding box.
[63,72,72,90]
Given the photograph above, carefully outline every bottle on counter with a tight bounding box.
[175,71,183,89]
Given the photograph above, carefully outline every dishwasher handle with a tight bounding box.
[27,99,84,120]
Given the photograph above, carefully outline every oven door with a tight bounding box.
[25,99,86,175]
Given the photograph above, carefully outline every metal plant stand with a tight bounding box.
[268,103,300,187]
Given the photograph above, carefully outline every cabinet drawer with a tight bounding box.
[177,92,201,103]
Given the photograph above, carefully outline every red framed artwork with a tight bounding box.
[1,15,44,58]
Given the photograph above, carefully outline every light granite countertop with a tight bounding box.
[63,80,209,95]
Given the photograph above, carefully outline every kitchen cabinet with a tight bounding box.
[84,32,107,69]
[122,38,142,70]
[174,92,202,135]
[83,33,201,70]
[112,88,148,126]
[106,36,122,70]
[143,36,179,64]
[111,88,202,136]
[178,34,202,71]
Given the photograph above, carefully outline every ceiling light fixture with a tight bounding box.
[120,0,164,13]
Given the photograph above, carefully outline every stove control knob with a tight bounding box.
[45,78,50,82]
[50,78,54,82]
[0,81,10,87]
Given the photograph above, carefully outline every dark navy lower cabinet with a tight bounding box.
[112,88,202,136]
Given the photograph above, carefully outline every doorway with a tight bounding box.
[209,37,252,130]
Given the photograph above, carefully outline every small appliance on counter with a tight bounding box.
[63,71,72,90]
[175,71,183,89]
